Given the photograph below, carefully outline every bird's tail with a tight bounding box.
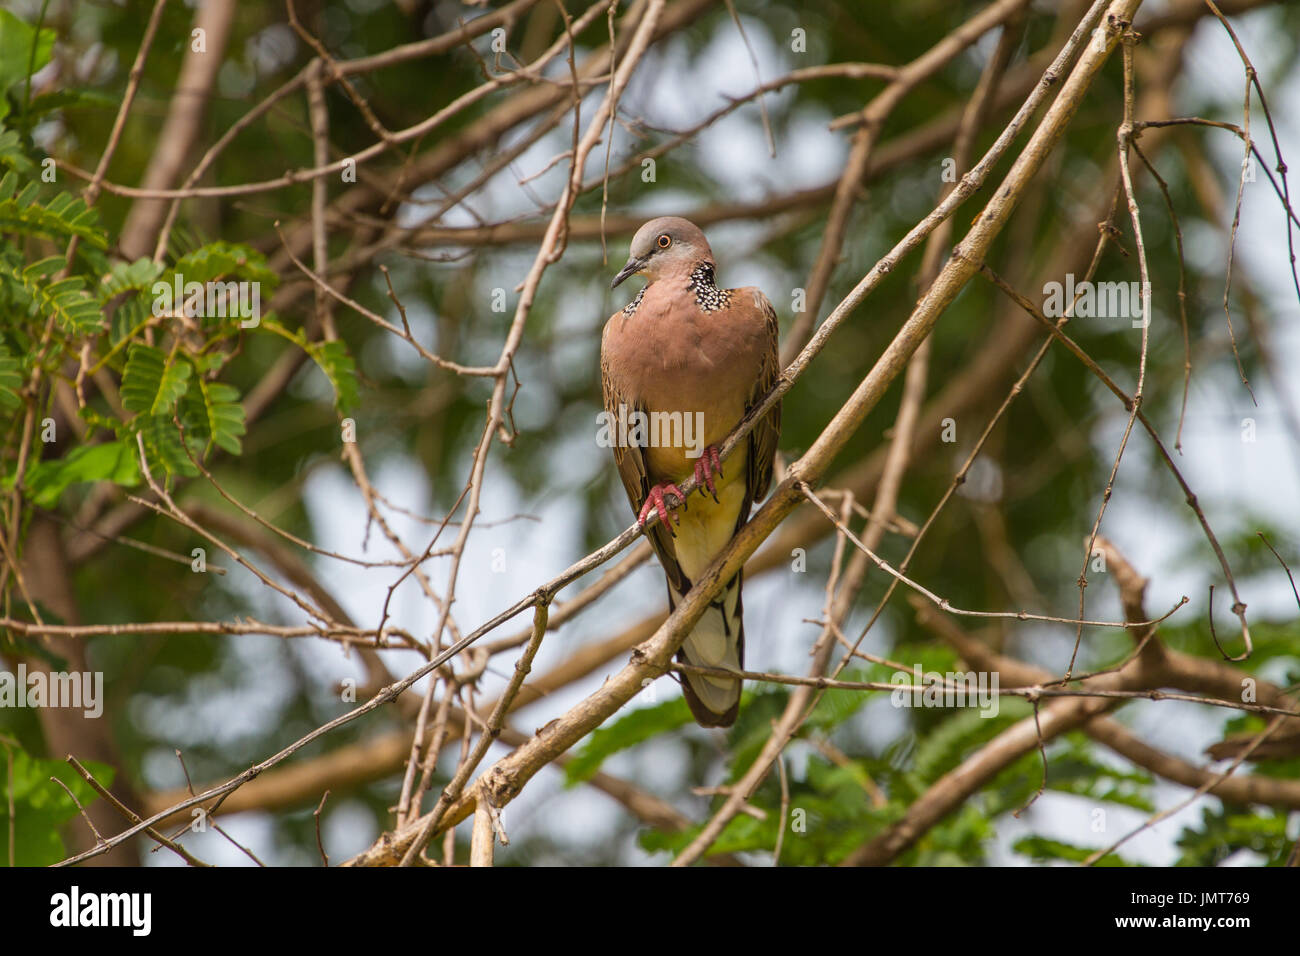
[671,570,744,727]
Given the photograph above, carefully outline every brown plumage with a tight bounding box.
[600,216,780,727]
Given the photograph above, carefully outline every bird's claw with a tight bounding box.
[638,482,686,535]
[693,445,723,504]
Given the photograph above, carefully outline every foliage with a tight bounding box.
[0,738,112,867]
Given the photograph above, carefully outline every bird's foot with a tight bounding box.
[693,445,723,503]
[638,482,687,535]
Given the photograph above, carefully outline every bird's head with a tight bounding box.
[611,216,714,289]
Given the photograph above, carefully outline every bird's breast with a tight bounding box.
[605,285,765,437]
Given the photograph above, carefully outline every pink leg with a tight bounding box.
[693,445,723,503]
[638,482,686,534]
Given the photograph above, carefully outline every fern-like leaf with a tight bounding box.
[0,344,22,410]
[121,344,191,417]
[309,339,360,414]
[136,415,199,479]
[4,260,103,333]
[0,130,33,175]
[170,241,277,288]
[0,170,106,248]
[99,258,163,303]
[180,378,245,456]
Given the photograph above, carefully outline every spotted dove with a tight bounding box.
[601,216,781,727]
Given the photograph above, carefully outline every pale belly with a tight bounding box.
[643,407,744,483]
[656,445,749,584]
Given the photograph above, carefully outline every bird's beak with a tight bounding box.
[611,255,646,290]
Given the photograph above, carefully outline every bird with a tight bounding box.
[600,216,781,727]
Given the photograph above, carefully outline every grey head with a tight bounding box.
[611,216,716,290]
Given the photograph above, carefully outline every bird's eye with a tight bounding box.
[657,234,671,249]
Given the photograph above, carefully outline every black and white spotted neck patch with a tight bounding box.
[622,285,646,316]
[687,262,732,313]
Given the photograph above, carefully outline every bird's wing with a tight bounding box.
[743,289,782,511]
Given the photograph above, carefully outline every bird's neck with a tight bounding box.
[626,260,731,317]
[684,260,731,313]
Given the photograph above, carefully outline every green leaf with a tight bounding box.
[170,240,277,288]
[3,263,103,333]
[911,699,1031,784]
[725,685,790,778]
[0,742,113,867]
[23,88,119,118]
[263,320,357,413]
[565,697,693,785]
[802,664,874,730]
[121,344,191,417]
[0,344,21,411]
[641,811,769,859]
[109,293,152,346]
[0,129,33,175]
[23,440,142,508]
[0,170,106,249]
[98,257,164,304]
[308,339,360,414]
[1040,735,1155,812]
[100,260,166,347]
[142,243,276,334]
[200,381,245,455]
[0,9,55,121]
[1013,836,1135,866]
[23,254,62,278]
[1175,805,1292,866]
[179,377,245,457]
[136,414,199,478]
